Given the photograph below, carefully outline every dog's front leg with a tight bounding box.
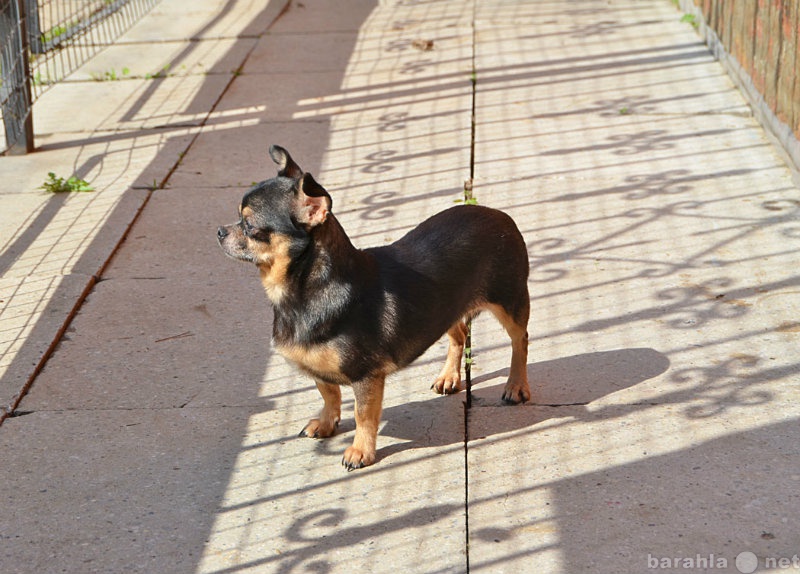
[300,381,341,438]
[342,376,385,470]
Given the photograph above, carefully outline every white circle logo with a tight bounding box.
[735,551,758,574]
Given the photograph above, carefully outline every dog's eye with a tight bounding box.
[254,228,272,243]
[243,219,271,243]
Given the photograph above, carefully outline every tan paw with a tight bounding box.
[299,417,339,438]
[342,446,375,471]
[501,379,531,404]
[431,372,462,395]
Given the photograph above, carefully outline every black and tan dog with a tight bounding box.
[217,145,531,470]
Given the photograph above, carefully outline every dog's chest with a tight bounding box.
[276,342,346,383]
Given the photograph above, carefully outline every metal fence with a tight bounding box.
[1,0,161,154]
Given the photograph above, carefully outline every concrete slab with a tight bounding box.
[257,0,383,34]
[0,408,258,574]
[42,127,199,190]
[467,407,800,574]
[0,180,152,412]
[0,273,92,409]
[65,38,258,82]
[472,37,770,180]
[174,1,474,225]
[19,186,269,411]
[33,74,233,134]
[473,0,671,26]
[245,25,473,82]
[244,31,365,74]
[0,128,198,280]
[466,2,800,573]
[194,350,467,574]
[167,120,332,190]
[119,0,289,41]
[0,124,198,413]
[173,72,472,179]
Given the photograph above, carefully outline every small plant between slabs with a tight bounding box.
[145,64,171,80]
[39,172,94,193]
[90,67,130,81]
[680,13,699,29]
[455,178,479,205]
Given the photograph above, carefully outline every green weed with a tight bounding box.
[145,65,171,80]
[680,13,699,29]
[39,172,94,193]
[90,67,130,81]
[455,178,478,204]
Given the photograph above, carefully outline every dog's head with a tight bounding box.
[217,145,332,300]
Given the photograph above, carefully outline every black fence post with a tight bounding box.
[24,0,42,54]
[0,0,35,154]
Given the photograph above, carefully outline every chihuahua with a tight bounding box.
[217,145,530,470]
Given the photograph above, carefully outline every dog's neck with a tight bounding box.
[270,213,370,345]
[310,213,358,261]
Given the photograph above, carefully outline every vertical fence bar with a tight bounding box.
[14,0,33,153]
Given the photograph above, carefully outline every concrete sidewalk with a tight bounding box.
[2,0,799,573]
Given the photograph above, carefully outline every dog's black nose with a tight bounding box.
[217,226,228,240]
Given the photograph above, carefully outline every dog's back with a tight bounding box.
[367,204,529,368]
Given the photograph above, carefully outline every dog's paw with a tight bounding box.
[431,372,462,395]
[342,446,375,471]
[299,417,338,439]
[501,380,531,404]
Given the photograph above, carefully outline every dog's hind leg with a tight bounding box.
[300,380,342,438]
[431,320,468,395]
[487,303,531,404]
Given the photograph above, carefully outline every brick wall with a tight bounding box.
[680,0,799,169]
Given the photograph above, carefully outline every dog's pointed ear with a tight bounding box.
[294,172,332,228]
[269,145,303,179]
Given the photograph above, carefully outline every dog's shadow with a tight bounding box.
[378,348,670,460]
